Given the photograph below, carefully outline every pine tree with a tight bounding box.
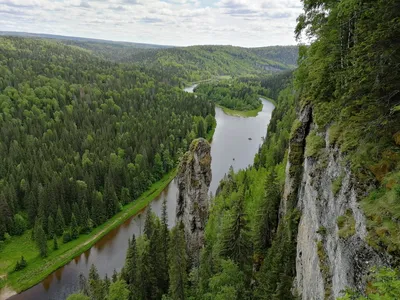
[121,187,131,206]
[71,213,79,240]
[122,235,138,285]
[88,264,106,300]
[34,221,48,257]
[137,238,154,300]
[55,206,65,236]
[80,200,90,234]
[107,280,130,300]
[112,269,118,283]
[220,190,252,270]
[104,177,119,219]
[255,171,280,253]
[91,191,105,227]
[168,225,188,300]
[160,197,170,294]
[144,207,154,239]
[48,215,55,239]
[53,235,59,250]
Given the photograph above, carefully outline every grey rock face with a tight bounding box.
[176,138,212,265]
[289,121,389,299]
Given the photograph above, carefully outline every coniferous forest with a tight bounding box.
[1,0,400,299]
[0,36,215,249]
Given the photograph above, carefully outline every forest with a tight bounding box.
[66,72,298,300]
[1,0,400,298]
[67,0,400,299]
[0,37,215,263]
[93,45,298,86]
[194,80,264,112]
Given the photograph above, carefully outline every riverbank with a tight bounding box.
[0,117,217,297]
[0,170,177,295]
[216,103,263,117]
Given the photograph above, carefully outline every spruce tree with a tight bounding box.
[168,225,188,300]
[34,221,48,257]
[144,207,154,239]
[55,206,65,236]
[71,213,79,240]
[108,280,130,300]
[53,235,59,250]
[220,190,252,270]
[48,215,55,239]
[88,264,106,300]
[160,198,170,294]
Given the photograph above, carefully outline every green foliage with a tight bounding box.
[0,36,215,261]
[53,235,59,250]
[66,294,90,300]
[332,175,344,196]
[338,267,400,300]
[168,225,188,300]
[206,259,245,300]
[362,172,400,253]
[337,210,356,239]
[107,280,130,300]
[195,80,262,112]
[295,0,400,261]
[220,190,252,270]
[12,214,26,236]
[305,130,325,158]
[13,256,27,272]
[126,45,295,85]
[34,222,47,258]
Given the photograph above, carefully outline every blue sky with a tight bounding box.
[0,0,303,47]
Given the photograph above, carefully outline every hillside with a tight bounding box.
[0,31,172,64]
[0,36,215,292]
[65,0,400,299]
[126,45,297,84]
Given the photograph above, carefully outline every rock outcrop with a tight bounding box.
[176,138,212,265]
[282,106,389,299]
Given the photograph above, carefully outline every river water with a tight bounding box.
[9,85,274,300]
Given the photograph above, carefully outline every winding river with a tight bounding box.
[9,85,275,300]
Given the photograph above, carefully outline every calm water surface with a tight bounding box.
[10,84,274,300]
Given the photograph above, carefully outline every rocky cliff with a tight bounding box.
[176,138,212,265]
[283,106,389,299]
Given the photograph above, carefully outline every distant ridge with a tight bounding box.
[0,31,172,49]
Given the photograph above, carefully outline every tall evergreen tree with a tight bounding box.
[71,213,79,240]
[144,207,154,239]
[168,225,188,300]
[34,221,48,257]
[55,206,65,236]
[121,235,138,297]
[220,190,252,270]
[48,215,55,239]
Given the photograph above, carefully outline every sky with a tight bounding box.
[0,0,304,47]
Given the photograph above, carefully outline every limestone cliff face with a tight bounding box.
[282,106,389,299]
[176,138,212,264]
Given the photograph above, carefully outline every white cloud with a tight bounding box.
[0,0,303,47]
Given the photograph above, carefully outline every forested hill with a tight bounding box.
[0,36,215,256]
[0,31,171,61]
[0,32,297,86]
[250,46,299,67]
[124,45,297,84]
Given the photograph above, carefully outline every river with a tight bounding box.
[9,85,274,300]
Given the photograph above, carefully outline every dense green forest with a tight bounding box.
[65,0,400,299]
[67,73,297,300]
[0,32,298,87]
[194,80,264,112]
[0,37,215,252]
[118,45,297,85]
